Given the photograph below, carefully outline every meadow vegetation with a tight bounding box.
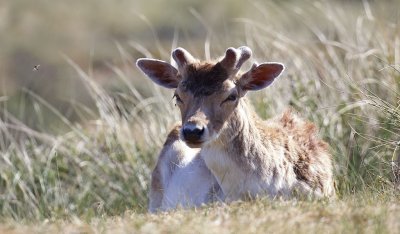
[0,0,399,232]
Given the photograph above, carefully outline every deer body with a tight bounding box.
[149,124,222,212]
[200,102,334,200]
[137,46,335,212]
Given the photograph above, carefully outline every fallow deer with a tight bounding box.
[137,46,335,211]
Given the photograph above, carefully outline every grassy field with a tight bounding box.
[0,0,400,233]
[1,193,400,233]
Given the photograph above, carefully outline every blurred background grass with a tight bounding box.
[0,0,255,131]
[0,0,400,221]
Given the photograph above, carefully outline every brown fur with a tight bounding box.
[182,62,228,97]
[164,124,181,147]
[211,96,334,197]
[278,109,331,190]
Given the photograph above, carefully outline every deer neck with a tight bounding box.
[221,99,259,147]
[201,99,267,198]
[203,99,263,171]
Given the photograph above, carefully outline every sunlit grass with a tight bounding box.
[1,192,399,233]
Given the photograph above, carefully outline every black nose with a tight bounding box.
[182,126,204,142]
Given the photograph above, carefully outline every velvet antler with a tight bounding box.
[219,46,252,75]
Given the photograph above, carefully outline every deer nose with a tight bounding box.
[182,124,205,142]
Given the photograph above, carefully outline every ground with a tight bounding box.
[1,193,399,234]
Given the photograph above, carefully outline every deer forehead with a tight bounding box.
[178,62,237,97]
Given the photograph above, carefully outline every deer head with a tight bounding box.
[136,46,284,148]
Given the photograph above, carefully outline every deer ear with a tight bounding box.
[239,63,284,91]
[136,58,179,89]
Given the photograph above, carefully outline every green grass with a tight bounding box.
[0,0,400,232]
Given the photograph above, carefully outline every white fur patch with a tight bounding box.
[154,139,223,212]
[161,156,218,209]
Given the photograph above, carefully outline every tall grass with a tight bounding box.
[0,1,399,221]
[237,1,400,194]
[0,58,179,220]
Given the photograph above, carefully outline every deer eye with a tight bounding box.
[173,93,183,104]
[223,93,238,104]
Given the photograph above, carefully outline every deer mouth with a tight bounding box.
[183,140,204,148]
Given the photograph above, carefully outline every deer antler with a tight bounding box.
[219,46,252,75]
[172,48,196,73]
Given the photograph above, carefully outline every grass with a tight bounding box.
[1,193,399,234]
[0,0,400,232]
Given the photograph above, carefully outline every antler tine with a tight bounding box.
[219,47,237,71]
[172,47,195,72]
[236,46,252,70]
[219,46,252,75]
